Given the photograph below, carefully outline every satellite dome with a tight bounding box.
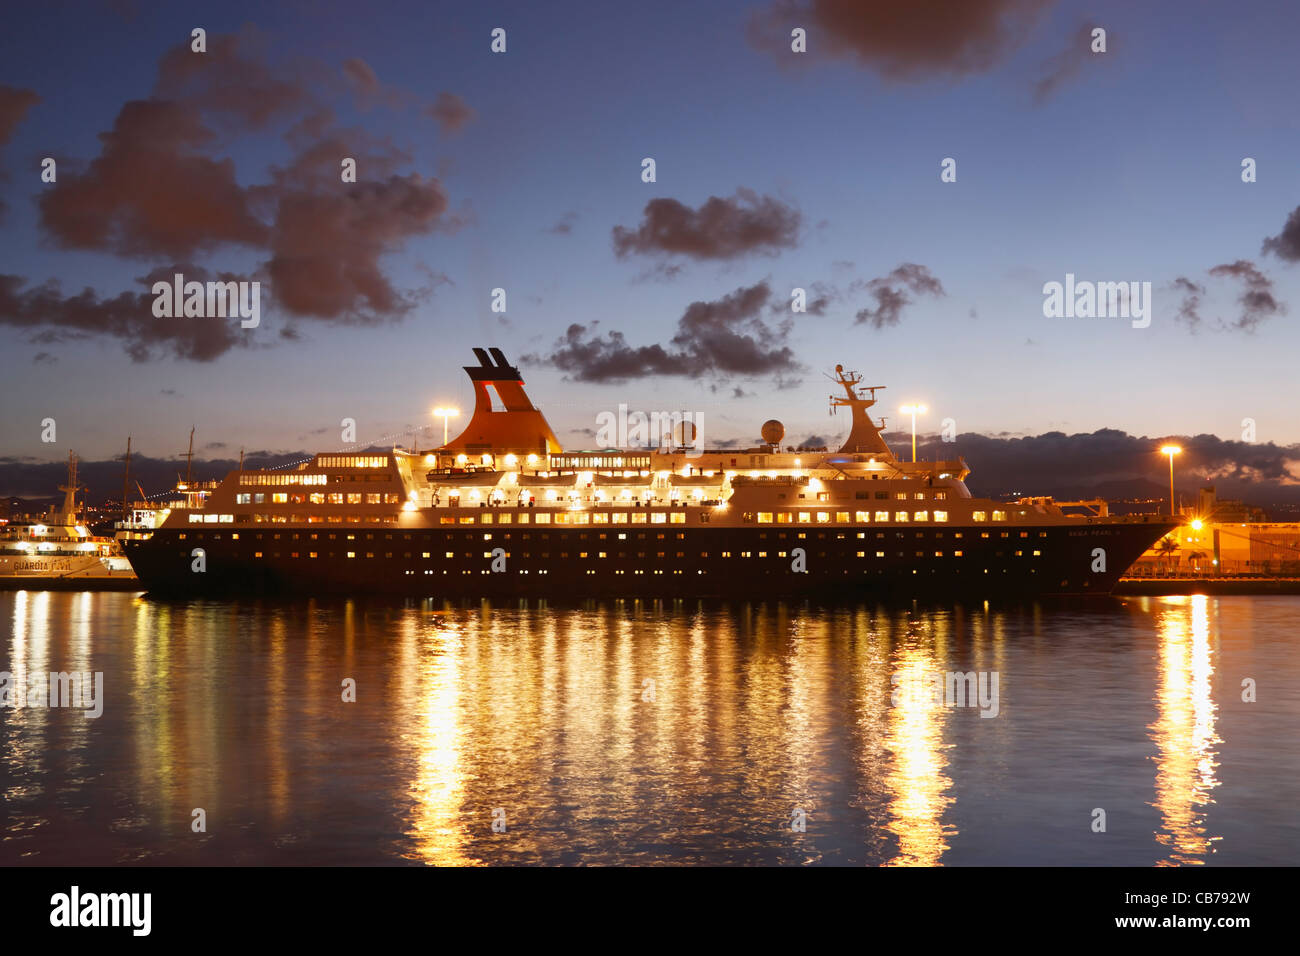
[760,419,785,445]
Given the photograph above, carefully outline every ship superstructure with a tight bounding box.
[123,350,1177,597]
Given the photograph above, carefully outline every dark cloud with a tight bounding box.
[1171,276,1205,330]
[154,28,311,129]
[852,263,945,328]
[631,262,686,283]
[341,58,407,111]
[805,293,833,315]
[1262,205,1300,263]
[1207,260,1284,331]
[267,170,448,321]
[749,0,1052,80]
[262,126,452,321]
[1033,23,1105,104]
[0,265,253,362]
[773,280,838,316]
[547,211,579,235]
[342,58,380,95]
[36,31,454,333]
[525,281,799,382]
[0,85,41,145]
[32,351,56,365]
[38,99,268,257]
[939,429,1300,507]
[612,189,800,261]
[425,92,475,133]
[0,86,41,223]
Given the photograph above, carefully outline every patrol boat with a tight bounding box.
[0,453,137,590]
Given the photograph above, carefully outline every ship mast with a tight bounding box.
[828,365,894,458]
[57,450,82,522]
[120,436,132,521]
[183,426,194,487]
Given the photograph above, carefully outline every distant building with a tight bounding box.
[1195,485,1266,523]
[1129,485,1300,575]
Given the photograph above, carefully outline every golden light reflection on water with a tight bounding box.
[4,591,1281,865]
[882,616,955,866]
[403,613,468,865]
[1149,595,1222,865]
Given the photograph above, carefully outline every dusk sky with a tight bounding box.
[3,1,1300,489]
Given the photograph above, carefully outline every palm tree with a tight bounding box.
[1187,550,1208,574]
[1154,537,1180,574]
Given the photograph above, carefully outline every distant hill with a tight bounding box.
[4,429,1300,515]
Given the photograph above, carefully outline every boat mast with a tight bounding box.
[57,450,81,521]
[184,427,194,486]
[120,435,132,521]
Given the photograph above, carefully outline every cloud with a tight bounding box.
[1033,22,1105,104]
[612,188,800,261]
[944,429,1300,503]
[1262,205,1300,263]
[154,27,311,129]
[340,58,407,111]
[1207,260,1284,331]
[1171,276,1205,330]
[425,92,475,133]
[35,31,455,335]
[525,281,799,382]
[38,99,268,257]
[32,351,56,365]
[772,279,838,316]
[267,165,449,321]
[0,85,41,223]
[0,85,40,145]
[547,211,579,235]
[852,263,945,328]
[342,58,380,95]
[748,0,1053,80]
[0,264,253,362]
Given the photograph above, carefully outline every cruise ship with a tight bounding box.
[122,348,1178,597]
[0,453,138,590]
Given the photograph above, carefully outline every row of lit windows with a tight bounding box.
[550,455,652,469]
[239,548,1047,561]
[178,529,1052,545]
[749,510,952,524]
[238,473,328,486]
[315,455,389,468]
[188,514,402,525]
[235,492,401,505]
[434,511,695,525]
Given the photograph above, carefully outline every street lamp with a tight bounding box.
[433,407,459,446]
[900,404,927,463]
[1160,445,1181,516]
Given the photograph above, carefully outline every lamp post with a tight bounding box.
[433,407,459,447]
[1160,445,1181,517]
[900,404,927,463]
